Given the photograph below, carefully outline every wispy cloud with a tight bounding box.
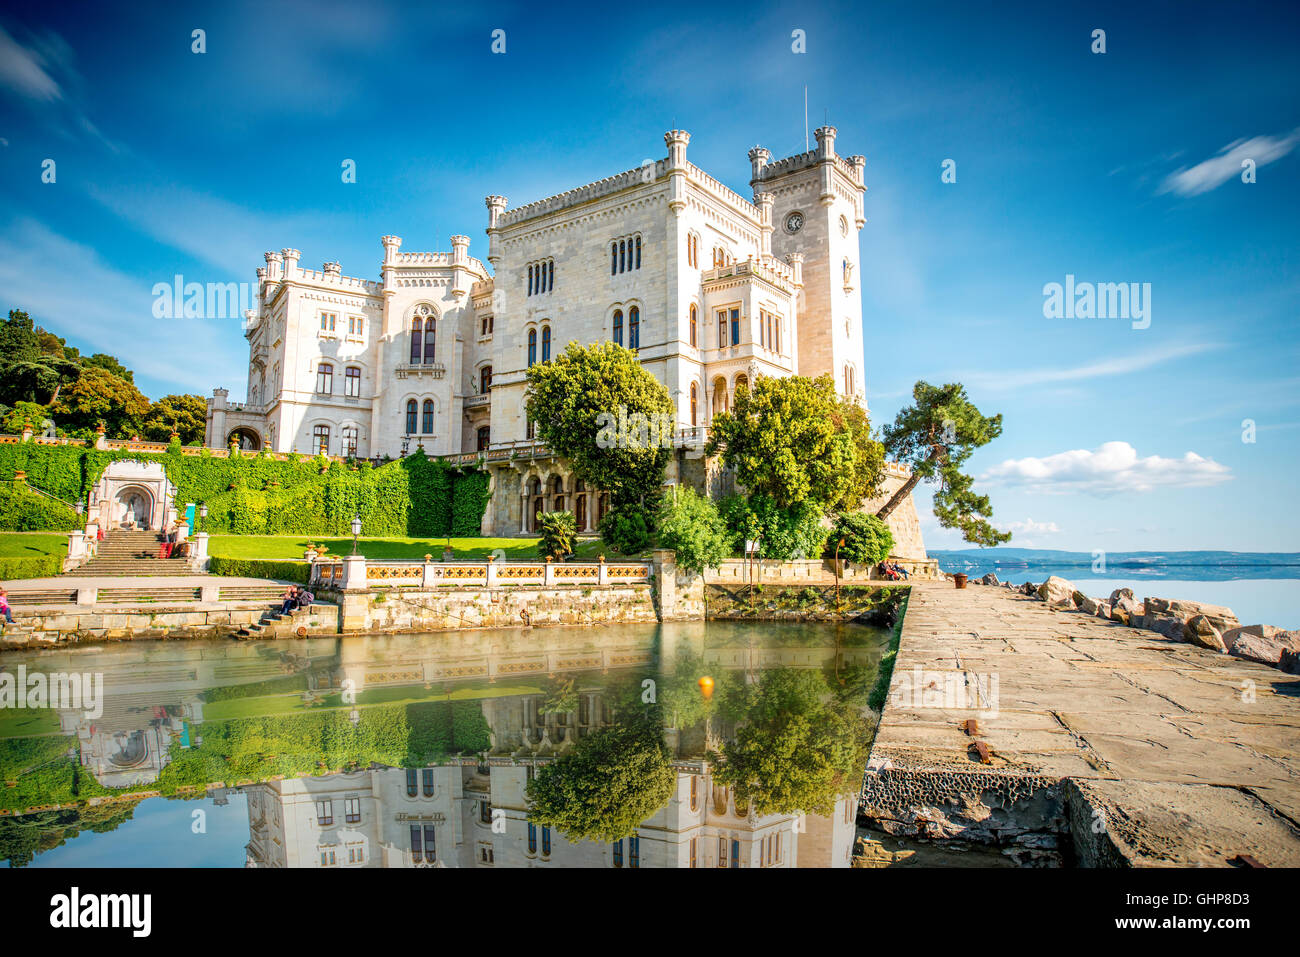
[960,342,1220,393]
[982,440,1232,495]
[0,21,116,149]
[1158,128,1300,197]
[1005,518,1060,535]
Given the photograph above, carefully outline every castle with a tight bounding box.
[205,128,927,556]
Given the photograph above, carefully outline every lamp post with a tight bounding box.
[834,537,845,614]
[351,514,362,555]
[198,503,208,534]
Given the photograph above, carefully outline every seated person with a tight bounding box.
[279,586,299,616]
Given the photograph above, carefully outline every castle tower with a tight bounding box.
[750,126,867,405]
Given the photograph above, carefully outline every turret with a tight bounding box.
[484,196,508,266]
[281,248,300,279]
[664,130,690,214]
[755,192,774,257]
[748,146,771,185]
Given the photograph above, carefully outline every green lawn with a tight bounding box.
[206,535,633,561]
[0,533,68,559]
[200,679,547,722]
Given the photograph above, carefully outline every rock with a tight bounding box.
[1222,624,1281,645]
[1183,614,1226,652]
[1109,587,1134,603]
[1226,627,1300,667]
[979,572,1000,586]
[1037,576,1075,605]
[1144,597,1239,631]
[1095,602,1111,619]
[1077,595,1102,615]
[1281,649,1300,675]
[1019,582,1037,596]
[1144,615,1186,640]
[1113,595,1144,618]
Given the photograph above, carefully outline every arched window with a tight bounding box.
[612,310,623,346]
[619,239,626,274]
[610,242,617,275]
[689,304,697,347]
[423,319,436,364]
[635,236,641,270]
[405,399,417,434]
[548,261,554,291]
[628,307,639,350]
[480,365,492,394]
[690,382,698,426]
[541,325,551,362]
[316,363,333,394]
[312,424,330,455]
[845,364,856,397]
[476,425,490,451]
[422,399,434,434]
[735,373,748,396]
[717,309,727,348]
[712,376,728,415]
[342,426,358,456]
[575,493,587,531]
[410,317,422,364]
[527,328,537,367]
[344,366,361,397]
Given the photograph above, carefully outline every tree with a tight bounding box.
[535,510,576,560]
[707,375,884,512]
[51,364,150,438]
[83,353,134,383]
[143,393,207,445]
[826,511,894,565]
[877,381,1010,547]
[717,493,828,561]
[525,717,677,843]
[656,486,731,572]
[525,342,674,505]
[711,668,871,817]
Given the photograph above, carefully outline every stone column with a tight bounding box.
[486,555,498,587]
[543,557,556,587]
[519,488,530,535]
[341,553,368,591]
[192,532,210,571]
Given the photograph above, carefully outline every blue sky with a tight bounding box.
[1,0,1296,552]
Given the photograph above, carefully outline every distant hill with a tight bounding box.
[929,548,1300,568]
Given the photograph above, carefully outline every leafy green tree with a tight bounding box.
[877,381,1010,547]
[52,364,150,438]
[598,504,654,555]
[826,511,894,565]
[526,717,677,842]
[539,676,580,715]
[712,668,871,817]
[707,374,884,512]
[525,342,674,505]
[717,493,827,561]
[83,353,134,383]
[0,401,51,434]
[536,510,576,560]
[143,394,207,445]
[656,486,731,572]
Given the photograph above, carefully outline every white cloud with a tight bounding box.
[1158,128,1300,197]
[0,24,62,102]
[1005,518,1060,535]
[982,441,1232,495]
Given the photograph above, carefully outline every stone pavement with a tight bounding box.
[861,582,1300,866]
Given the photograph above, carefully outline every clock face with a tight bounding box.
[784,211,804,233]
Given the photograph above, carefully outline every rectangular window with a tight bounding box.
[730,308,740,346]
[689,836,697,868]
[312,425,329,455]
[316,800,333,826]
[344,798,360,824]
[342,426,357,457]
[320,849,336,867]
[612,839,623,868]
[528,822,537,855]
[718,837,727,868]
[348,315,362,336]
[717,309,727,348]
[320,312,336,332]
[422,768,434,797]
[410,825,423,864]
[344,366,360,397]
[480,801,492,824]
[629,835,640,868]
[424,825,436,863]
[542,826,551,856]
[731,839,740,868]
[316,363,333,394]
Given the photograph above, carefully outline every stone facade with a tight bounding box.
[205,128,923,549]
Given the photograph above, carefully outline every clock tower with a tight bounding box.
[748,127,867,404]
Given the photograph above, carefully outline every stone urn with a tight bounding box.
[954,573,968,589]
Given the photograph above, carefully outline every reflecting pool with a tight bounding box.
[1,619,893,868]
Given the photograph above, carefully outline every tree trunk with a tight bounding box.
[875,470,921,521]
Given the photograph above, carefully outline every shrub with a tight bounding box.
[826,511,895,565]
[0,485,80,531]
[0,555,62,579]
[536,511,576,560]
[598,503,653,555]
[718,493,828,561]
[207,556,310,583]
[656,486,730,573]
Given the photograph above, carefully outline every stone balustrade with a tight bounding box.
[310,557,653,590]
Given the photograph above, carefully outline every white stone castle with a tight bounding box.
[205,128,927,554]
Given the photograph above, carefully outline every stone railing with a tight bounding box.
[311,557,652,590]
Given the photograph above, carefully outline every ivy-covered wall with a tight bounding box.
[0,444,491,536]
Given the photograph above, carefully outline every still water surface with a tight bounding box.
[2,620,890,868]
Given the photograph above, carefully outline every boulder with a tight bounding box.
[1076,594,1102,616]
[1037,576,1075,605]
[1019,582,1037,596]
[1281,649,1300,675]
[1222,624,1281,645]
[1144,615,1187,640]
[1095,602,1111,619]
[1183,614,1227,652]
[979,572,1000,586]
[1109,587,1134,604]
[1144,597,1239,631]
[1226,627,1300,667]
[1113,595,1144,618]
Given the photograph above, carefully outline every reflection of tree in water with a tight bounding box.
[0,800,142,868]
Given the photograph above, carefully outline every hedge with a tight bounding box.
[0,485,80,532]
[0,555,62,579]
[207,556,310,583]
[0,444,491,536]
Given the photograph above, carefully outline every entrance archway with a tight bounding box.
[114,485,155,530]
[228,427,262,451]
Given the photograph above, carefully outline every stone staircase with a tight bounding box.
[72,530,198,577]
[232,602,332,640]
